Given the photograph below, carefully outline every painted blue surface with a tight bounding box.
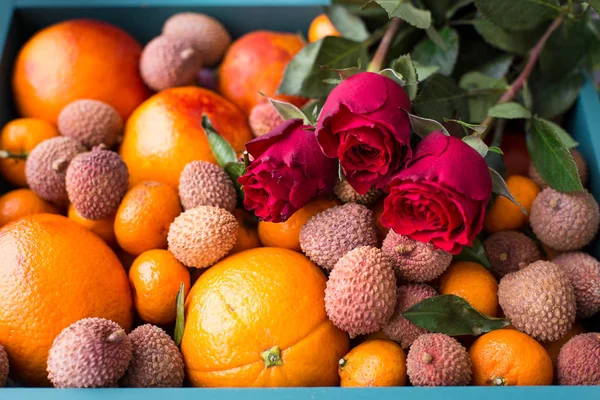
[0,0,599,397]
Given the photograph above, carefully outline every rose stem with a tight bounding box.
[0,150,28,159]
[367,17,403,73]
[480,16,565,139]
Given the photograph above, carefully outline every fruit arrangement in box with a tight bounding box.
[0,0,599,390]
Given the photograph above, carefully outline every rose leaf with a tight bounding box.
[301,99,325,125]
[446,119,487,135]
[527,117,584,193]
[404,110,450,138]
[489,167,527,213]
[590,0,600,14]
[413,60,439,81]
[202,115,238,168]
[383,54,418,100]
[403,294,509,336]
[488,102,532,119]
[477,54,514,79]
[278,36,369,98]
[326,4,370,42]
[530,69,585,119]
[224,162,246,200]
[474,19,544,56]
[453,236,492,269]
[411,26,459,76]
[174,282,185,347]
[373,0,432,29]
[488,146,504,155]
[474,0,559,31]
[268,98,311,125]
[459,71,506,123]
[462,135,488,158]
[412,74,469,122]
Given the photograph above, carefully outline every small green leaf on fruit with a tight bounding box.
[489,167,526,213]
[453,237,492,269]
[488,102,532,119]
[405,111,450,138]
[403,294,509,336]
[462,135,488,158]
[268,98,310,125]
[174,282,185,347]
[374,0,432,29]
[203,115,237,168]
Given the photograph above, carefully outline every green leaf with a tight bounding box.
[530,70,585,118]
[403,294,509,336]
[527,117,584,192]
[462,135,488,157]
[278,36,369,98]
[421,0,453,25]
[224,162,246,200]
[477,54,514,79]
[586,0,600,14]
[327,66,363,80]
[412,74,469,122]
[413,61,439,81]
[411,27,459,76]
[453,237,492,270]
[474,19,542,56]
[522,81,534,110]
[301,98,325,125]
[405,111,450,138]
[174,282,185,347]
[202,115,237,168]
[374,0,432,29]
[446,0,475,19]
[489,167,526,212]
[488,102,532,119]
[424,26,448,51]
[543,120,579,149]
[459,72,506,123]
[326,4,370,42]
[268,98,310,125]
[385,54,418,100]
[474,0,560,31]
[448,119,487,135]
[488,146,504,155]
[459,72,507,91]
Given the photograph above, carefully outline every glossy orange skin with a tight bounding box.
[439,261,499,317]
[339,339,407,387]
[120,87,252,188]
[484,175,540,233]
[0,189,60,227]
[182,247,349,387]
[308,14,341,43]
[542,322,586,368]
[67,204,116,246]
[258,197,339,251]
[218,31,306,114]
[12,19,150,124]
[129,249,190,325]
[230,208,261,254]
[0,214,132,385]
[114,181,182,256]
[0,118,59,187]
[470,329,553,386]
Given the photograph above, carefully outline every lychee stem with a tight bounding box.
[0,150,28,159]
[492,376,506,386]
[338,358,348,371]
[106,329,126,343]
[549,198,559,209]
[261,346,283,368]
[395,243,416,255]
[499,252,509,262]
[52,158,69,172]
[180,48,195,60]
[421,352,433,364]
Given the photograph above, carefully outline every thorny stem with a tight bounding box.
[367,17,403,73]
[480,16,565,139]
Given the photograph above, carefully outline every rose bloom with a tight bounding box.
[238,119,337,223]
[315,72,412,194]
[380,132,492,254]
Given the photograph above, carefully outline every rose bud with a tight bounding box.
[380,132,492,255]
[238,119,337,223]
[315,72,412,194]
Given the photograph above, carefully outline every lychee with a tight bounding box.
[483,231,541,278]
[178,160,237,211]
[552,252,600,319]
[334,178,381,206]
[557,333,600,385]
[248,102,284,138]
[58,99,123,148]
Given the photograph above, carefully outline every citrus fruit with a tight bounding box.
[0,118,59,187]
[469,329,553,386]
[0,214,132,385]
[308,14,341,43]
[181,247,349,387]
[0,188,60,227]
[230,208,261,254]
[12,19,150,124]
[439,261,499,317]
[339,339,407,387]
[258,197,339,251]
[129,249,191,325]
[67,203,116,246]
[120,86,252,188]
[542,322,586,368]
[484,175,540,233]
[114,181,182,256]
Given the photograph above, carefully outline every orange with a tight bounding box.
[469,329,553,386]
[339,339,407,387]
[0,214,132,385]
[218,31,306,114]
[0,118,59,187]
[120,86,252,188]
[258,197,339,251]
[542,322,586,368]
[181,247,349,387]
[439,261,499,317]
[308,14,341,43]
[484,175,540,233]
[12,19,150,124]
[129,249,190,325]
[230,208,261,254]
[114,181,182,256]
[68,203,116,246]
[0,188,60,227]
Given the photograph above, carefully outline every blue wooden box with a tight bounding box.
[0,0,598,398]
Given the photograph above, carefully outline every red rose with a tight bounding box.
[239,119,337,223]
[315,72,412,194]
[380,132,492,254]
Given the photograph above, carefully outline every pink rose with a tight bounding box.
[239,119,337,223]
[380,132,492,254]
[315,72,412,194]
